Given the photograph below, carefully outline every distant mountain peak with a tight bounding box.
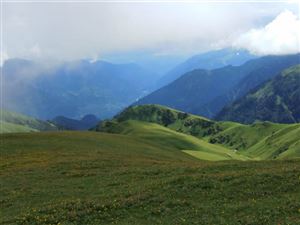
[157,48,256,87]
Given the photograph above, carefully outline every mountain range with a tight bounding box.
[51,114,99,130]
[217,64,300,123]
[1,48,256,120]
[135,54,300,119]
[2,58,159,119]
[2,49,300,125]
[157,48,256,87]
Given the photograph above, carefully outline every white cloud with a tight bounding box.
[0,51,9,66]
[28,43,42,58]
[234,10,300,55]
[3,2,299,62]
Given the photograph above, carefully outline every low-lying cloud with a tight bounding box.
[234,10,300,55]
[2,2,299,63]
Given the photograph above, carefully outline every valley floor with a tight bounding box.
[1,132,300,225]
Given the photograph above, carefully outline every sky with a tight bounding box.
[1,1,300,65]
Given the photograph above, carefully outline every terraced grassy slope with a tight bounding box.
[0,110,58,133]
[95,104,300,160]
[1,131,300,225]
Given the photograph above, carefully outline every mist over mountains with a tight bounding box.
[2,49,300,124]
[1,48,252,120]
[2,58,159,119]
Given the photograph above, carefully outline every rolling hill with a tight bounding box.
[95,104,300,160]
[135,54,300,118]
[96,119,248,161]
[0,110,58,133]
[1,104,300,224]
[216,65,300,124]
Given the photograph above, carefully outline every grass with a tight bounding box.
[96,120,247,161]
[212,122,300,160]
[98,104,300,160]
[0,110,58,133]
[182,150,232,161]
[2,105,300,224]
[1,131,300,225]
[0,121,38,133]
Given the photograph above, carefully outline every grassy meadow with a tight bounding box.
[1,131,300,225]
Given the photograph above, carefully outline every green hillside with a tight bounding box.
[209,122,300,159]
[1,131,300,224]
[95,104,300,160]
[95,104,222,138]
[0,110,58,133]
[97,119,248,161]
[0,121,38,133]
[217,64,300,123]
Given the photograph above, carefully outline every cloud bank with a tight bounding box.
[234,10,300,55]
[2,2,299,62]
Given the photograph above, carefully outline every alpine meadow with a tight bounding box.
[1,2,300,225]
